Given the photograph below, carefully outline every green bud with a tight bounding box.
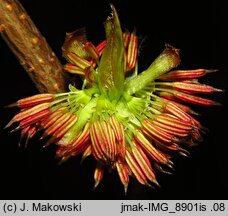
[125,45,180,95]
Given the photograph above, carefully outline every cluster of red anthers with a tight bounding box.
[5,5,222,192]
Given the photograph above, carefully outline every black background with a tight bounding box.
[0,0,227,199]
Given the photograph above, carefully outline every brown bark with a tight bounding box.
[0,0,66,93]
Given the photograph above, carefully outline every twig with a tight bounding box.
[0,0,66,93]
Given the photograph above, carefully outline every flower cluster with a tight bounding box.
[6,5,221,192]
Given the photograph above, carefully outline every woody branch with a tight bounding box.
[0,0,66,93]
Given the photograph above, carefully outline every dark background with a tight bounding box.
[0,0,227,199]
